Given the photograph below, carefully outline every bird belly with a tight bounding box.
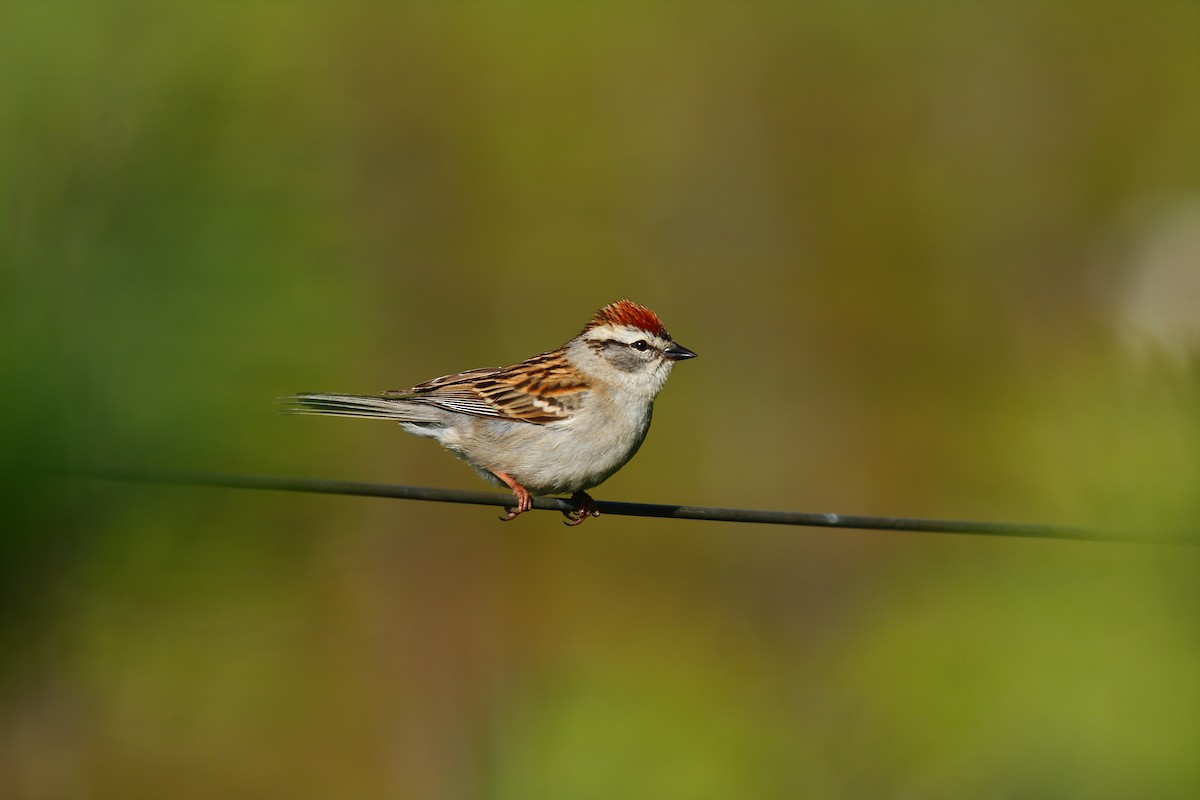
[439,407,653,496]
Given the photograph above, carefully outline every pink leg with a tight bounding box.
[494,472,533,522]
[563,491,600,527]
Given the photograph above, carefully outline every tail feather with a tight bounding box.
[282,392,440,423]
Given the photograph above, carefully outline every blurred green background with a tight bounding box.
[3,3,1199,798]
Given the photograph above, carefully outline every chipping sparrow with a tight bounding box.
[286,300,696,525]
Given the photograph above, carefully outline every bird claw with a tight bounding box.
[562,491,600,527]
[498,479,533,522]
[496,481,598,526]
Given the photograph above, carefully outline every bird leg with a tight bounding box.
[494,472,533,522]
[563,491,600,527]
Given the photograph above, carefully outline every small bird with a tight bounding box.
[285,300,696,525]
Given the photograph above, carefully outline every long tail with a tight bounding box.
[281,392,441,423]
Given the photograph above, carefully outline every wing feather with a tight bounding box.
[381,351,587,425]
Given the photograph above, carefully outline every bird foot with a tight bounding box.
[497,473,533,522]
[563,491,600,527]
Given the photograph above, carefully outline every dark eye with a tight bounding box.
[630,340,651,352]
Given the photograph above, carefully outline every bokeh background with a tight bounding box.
[3,3,1199,798]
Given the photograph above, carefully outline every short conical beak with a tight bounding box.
[664,341,697,361]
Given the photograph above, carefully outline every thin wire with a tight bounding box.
[69,467,1194,545]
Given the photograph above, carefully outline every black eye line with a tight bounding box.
[599,337,657,353]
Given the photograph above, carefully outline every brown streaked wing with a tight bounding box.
[390,354,588,424]
[383,367,499,396]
